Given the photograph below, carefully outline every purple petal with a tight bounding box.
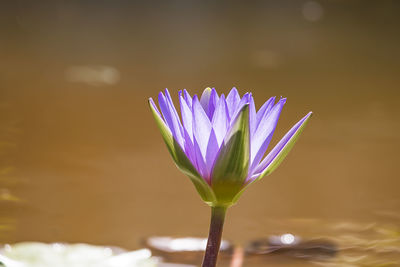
[230,93,251,123]
[205,129,219,176]
[226,87,240,119]
[192,95,213,162]
[183,89,193,108]
[210,104,250,188]
[211,95,229,146]
[200,88,212,114]
[249,94,257,136]
[179,91,193,142]
[193,137,208,180]
[158,91,185,148]
[255,97,276,131]
[254,111,312,176]
[207,88,219,119]
[164,89,183,130]
[249,98,286,172]
[183,129,197,169]
[178,91,197,167]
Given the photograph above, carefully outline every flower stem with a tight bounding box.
[202,206,227,267]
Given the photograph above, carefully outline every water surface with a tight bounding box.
[1,1,399,266]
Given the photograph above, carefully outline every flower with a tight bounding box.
[149,87,312,207]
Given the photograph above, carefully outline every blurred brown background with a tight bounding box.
[0,0,399,265]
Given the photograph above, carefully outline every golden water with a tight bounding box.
[1,1,399,266]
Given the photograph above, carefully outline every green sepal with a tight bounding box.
[210,104,250,207]
[148,99,216,204]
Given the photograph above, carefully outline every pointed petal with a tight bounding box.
[230,93,251,124]
[149,97,163,118]
[179,91,197,167]
[210,104,250,206]
[179,91,193,142]
[250,98,286,171]
[249,94,257,136]
[192,95,212,162]
[148,98,216,203]
[183,129,197,169]
[164,89,184,136]
[205,129,219,177]
[158,92,184,148]
[253,111,313,181]
[211,95,229,146]
[200,87,212,114]
[193,136,208,179]
[256,97,276,131]
[207,88,219,119]
[226,87,240,119]
[183,89,193,108]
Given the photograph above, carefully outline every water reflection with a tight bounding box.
[279,234,296,245]
[145,237,232,253]
[140,218,400,266]
[246,235,337,260]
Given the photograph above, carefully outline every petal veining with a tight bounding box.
[193,136,208,180]
[179,91,194,142]
[200,88,212,114]
[192,96,213,161]
[253,111,313,180]
[255,97,276,131]
[205,129,219,176]
[226,87,240,119]
[183,89,193,108]
[165,89,183,130]
[230,93,251,123]
[158,91,185,148]
[250,98,286,172]
[249,94,257,136]
[211,95,229,146]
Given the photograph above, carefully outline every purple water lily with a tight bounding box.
[148,87,312,267]
[149,87,312,207]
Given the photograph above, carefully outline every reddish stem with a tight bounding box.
[202,206,227,267]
